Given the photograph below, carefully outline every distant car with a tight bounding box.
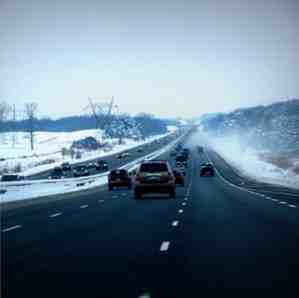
[1,174,25,182]
[173,169,185,186]
[116,153,123,159]
[96,160,108,171]
[176,164,186,176]
[170,151,177,157]
[108,169,132,191]
[122,152,129,158]
[49,167,64,179]
[87,162,96,169]
[73,165,90,177]
[200,163,215,176]
[134,160,176,199]
[197,146,204,153]
[176,154,188,164]
[117,152,129,159]
[182,148,190,158]
[61,162,72,171]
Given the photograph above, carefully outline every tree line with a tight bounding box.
[0,101,176,150]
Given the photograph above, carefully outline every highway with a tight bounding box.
[28,132,180,181]
[2,132,299,297]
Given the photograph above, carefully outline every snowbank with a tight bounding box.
[0,132,184,203]
[0,129,175,177]
[191,132,299,189]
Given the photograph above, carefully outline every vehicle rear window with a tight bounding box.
[140,163,168,173]
[75,166,85,171]
[176,156,186,162]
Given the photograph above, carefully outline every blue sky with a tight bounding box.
[0,0,298,118]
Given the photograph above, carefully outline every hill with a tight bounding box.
[199,99,299,153]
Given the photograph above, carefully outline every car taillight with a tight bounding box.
[166,172,174,182]
[135,174,144,182]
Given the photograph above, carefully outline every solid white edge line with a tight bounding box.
[204,151,299,209]
[160,241,170,251]
[204,152,275,201]
[2,225,22,232]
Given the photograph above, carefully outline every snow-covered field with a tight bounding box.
[0,130,184,203]
[190,132,299,189]
[0,127,177,176]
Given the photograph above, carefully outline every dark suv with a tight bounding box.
[96,160,109,171]
[61,162,71,171]
[134,160,176,199]
[108,169,132,191]
[73,165,90,177]
[48,167,64,179]
[200,163,215,176]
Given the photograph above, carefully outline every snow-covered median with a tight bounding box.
[205,135,299,189]
[0,132,185,203]
[0,129,176,177]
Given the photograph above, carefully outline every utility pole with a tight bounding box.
[103,96,115,131]
[88,97,100,130]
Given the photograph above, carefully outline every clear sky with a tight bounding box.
[1,0,298,118]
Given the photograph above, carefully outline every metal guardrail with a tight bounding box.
[0,132,186,191]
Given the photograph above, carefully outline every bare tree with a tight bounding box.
[84,97,118,138]
[0,101,9,130]
[25,103,38,150]
[0,101,9,143]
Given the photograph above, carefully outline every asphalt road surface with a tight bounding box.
[2,133,299,297]
[28,132,181,181]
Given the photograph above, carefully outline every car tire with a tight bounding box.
[134,191,141,199]
[169,190,176,199]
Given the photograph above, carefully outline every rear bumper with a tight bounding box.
[200,171,214,176]
[109,180,131,187]
[135,184,175,194]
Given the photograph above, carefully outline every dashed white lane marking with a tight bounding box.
[279,201,287,205]
[2,225,22,233]
[172,220,179,227]
[98,200,104,203]
[160,241,170,251]
[288,204,297,208]
[182,202,186,206]
[271,198,279,202]
[49,212,62,218]
[138,293,151,298]
[80,205,88,209]
[178,209,184,213]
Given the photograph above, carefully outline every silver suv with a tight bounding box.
[134,160,176,199]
